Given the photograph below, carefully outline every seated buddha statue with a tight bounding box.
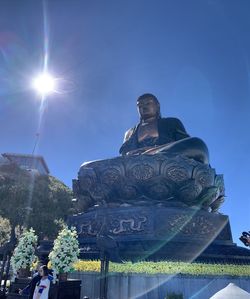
[119,93,209,165]
[74,93,224,213]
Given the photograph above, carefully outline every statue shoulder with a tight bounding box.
[124,126,136,142]
[159,117,185,127]
[159,117,189,138]
[159,117,184,129]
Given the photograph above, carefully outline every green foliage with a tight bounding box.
[0,164,31,227]
[73,260,250,277]
[0,163,72,239]
[25,175,72,238]
[0,216,11,246]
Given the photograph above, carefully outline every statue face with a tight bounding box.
[137,97,159,120]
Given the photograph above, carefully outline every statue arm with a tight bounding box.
[158,117,189,143]
[173,118,190,140]
[119,127,137,155]
[123,128,134,142]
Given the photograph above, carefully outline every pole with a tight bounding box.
[104,255,109,299]
[99,249,109,299]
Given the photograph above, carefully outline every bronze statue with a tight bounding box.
[70,94,249,267]
[119,93,209,164]
[73,93,225,213]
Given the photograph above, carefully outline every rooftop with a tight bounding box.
[2,153,49,175]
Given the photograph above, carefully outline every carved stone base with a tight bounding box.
[68,206,250,264]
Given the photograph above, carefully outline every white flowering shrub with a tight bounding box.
[48,226,79,276]
[10,228,38,274]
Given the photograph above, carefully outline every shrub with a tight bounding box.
[72,260,250,276]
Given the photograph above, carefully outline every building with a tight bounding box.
[1,153,49,175]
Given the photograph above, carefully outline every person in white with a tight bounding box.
[33,265,50,299]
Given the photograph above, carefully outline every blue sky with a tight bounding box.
[0,0,249,246]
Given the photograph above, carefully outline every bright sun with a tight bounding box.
[32,73,56,96]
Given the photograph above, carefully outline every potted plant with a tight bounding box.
[48,226,79,281]
[10,228,38,278]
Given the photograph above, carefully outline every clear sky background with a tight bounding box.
[0,0,249,246]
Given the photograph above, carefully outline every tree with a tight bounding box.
[0,163,72,241]
[0,216,11,246]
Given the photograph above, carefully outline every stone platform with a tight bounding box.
[70,271,250,299]
[68,206,250,264]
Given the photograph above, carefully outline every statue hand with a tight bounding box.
[126,147,152,155]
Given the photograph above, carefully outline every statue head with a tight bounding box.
[137,93,161,121]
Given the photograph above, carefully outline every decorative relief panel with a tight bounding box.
[168,213,216,235]
[77,212,149,237]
